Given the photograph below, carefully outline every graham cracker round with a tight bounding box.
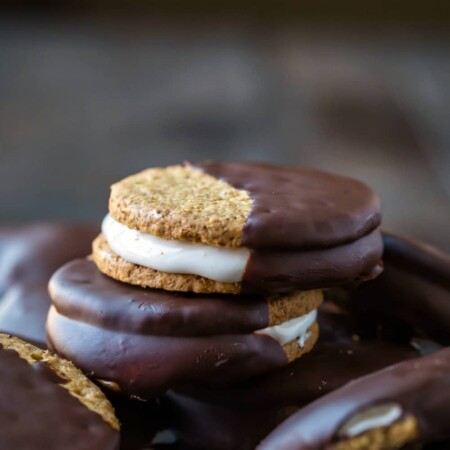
[109,164,251,248]
[282,321,319,362]
[0,333,119,431]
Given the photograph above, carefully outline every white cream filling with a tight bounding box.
[338,403,403,438]
[102,214,250,283]
[256,309,317,347]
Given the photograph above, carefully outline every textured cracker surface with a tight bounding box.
[281,321,319,362]
[92,233,241,294]
[268,290,323,326]
[0,334,119,431]
[109,164,252,247]
[332,415,420,450]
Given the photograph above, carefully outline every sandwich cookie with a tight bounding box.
[164,302,421,450]
[93,162,383,294]
[0,223,97,346]
[258,347,450,450]
[0,333,119,450]
[47,258,322,397]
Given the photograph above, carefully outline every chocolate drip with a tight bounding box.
[194,162,381,250]
[0,346,118,449]
[354,232,450,345]
[0,224,97,345]
[258,348,450,450]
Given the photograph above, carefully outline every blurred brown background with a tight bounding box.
[1,4,449,251]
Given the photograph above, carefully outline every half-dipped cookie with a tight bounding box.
[258,347,450,450]
[93,162,383,294]
[0,333,119,449]
[47,258,322,397]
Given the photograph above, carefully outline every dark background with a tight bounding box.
[1,4,449,251]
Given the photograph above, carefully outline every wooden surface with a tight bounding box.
[0,15,449,251]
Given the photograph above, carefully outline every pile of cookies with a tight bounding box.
[0,162,449,450]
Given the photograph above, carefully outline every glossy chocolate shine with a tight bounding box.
[48,259,289,397]
[165,306,419,450]
[49,259,269,336]
[258,348,450,450]
[0,224,97,345]
[194,162,383,293]
[194,162,381,249]
[0,346,118,450]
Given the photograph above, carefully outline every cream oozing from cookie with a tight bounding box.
[338,403,403,438]
[256,309,317,347]
[102,214,250,283]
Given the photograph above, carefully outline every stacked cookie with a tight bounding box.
[47,162,383,399]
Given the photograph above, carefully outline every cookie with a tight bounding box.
[164,303,420,450]
[0,333,119,449]
[0,223,97,346]
[47,258,322,397]
[95,162,383,294]
[258,347,450,450]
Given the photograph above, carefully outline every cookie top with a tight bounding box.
[257,347,450,450]
[109,162,381,249]
[0,334,119,449]
[0,223,97,346]
[48,258,322,396]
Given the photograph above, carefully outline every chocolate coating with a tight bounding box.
[165,306,419,450]
[258,347,450,450]
[354,232,450,345]
[0,345,119,449]
[0,223,97,345]
[195,162,381,250]
[243,229,383,293]
[194,162,383,293]
[48,259,293,397]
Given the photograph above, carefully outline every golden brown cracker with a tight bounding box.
[0,334,119,431]
[109,164,251,248]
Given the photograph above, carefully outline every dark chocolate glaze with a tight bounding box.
[354,232,450,345]
[50,259,269,336]
[0,345,118,450]
[194,162,381,250]
[164,306,419,450]
[193,162,383,293]
[258,347,450,450]
[242,229,383,293]
[0,223,97,345]
[47,305,287,398]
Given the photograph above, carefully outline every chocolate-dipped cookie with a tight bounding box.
[94,162,383,295]
[258,347,450,450]
[164,303,420,450]
[353,232,450,345]
[0,333,119,449]
[47,258,322,397]
[0,223,97,346]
